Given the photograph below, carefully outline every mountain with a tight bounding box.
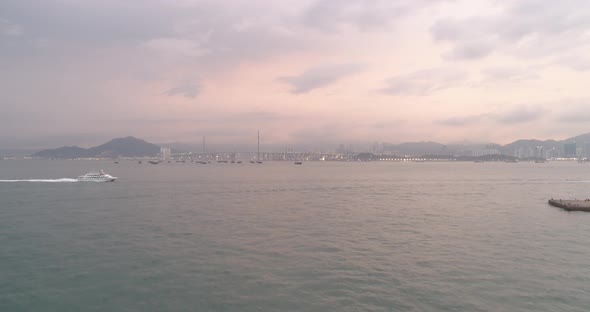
[500,132,590,155]
[87,137,160,158]
[501,139,560,152]
[564,132,590,144]
[28,132,590,159]
[380,133,590,157]
[33,146,90,159]
[32,136,160,159]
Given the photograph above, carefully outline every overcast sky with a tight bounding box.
[1,0,590,148]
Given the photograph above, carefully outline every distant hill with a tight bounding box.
[32,136,160,159]
[564,132,590,144]
[500,132,590,155]
[33,146,90,159]
[501,139,561,153]
[87,137,160,158]
[381,133,590,157]
[28,132,590,158]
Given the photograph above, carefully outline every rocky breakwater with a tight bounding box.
[548,199,590,212]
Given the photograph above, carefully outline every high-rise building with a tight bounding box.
[535,146,544,159]
[546,147,560,159]
[472,146,500,157]
[160,147,171,160]
[564,143,577,157]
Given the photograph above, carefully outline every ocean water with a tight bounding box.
[1,160,590,311]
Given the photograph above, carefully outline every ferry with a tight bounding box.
[78,170,117,182]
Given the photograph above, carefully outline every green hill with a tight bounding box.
[32,136,160,159]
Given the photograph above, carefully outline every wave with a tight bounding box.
[0,178,78,183]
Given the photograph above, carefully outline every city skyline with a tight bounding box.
[19,131,590,160]
[2,0,590,148]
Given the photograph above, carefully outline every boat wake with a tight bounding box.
[0,178,78,183]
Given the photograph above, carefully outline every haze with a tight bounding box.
[1,0,590,149]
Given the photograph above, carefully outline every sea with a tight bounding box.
[1,160,590,311]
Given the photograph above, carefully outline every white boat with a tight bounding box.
[77,170,117,182]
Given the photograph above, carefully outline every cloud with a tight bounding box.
[2,0,590,147]
[0,1,309,66]
[555,99,590,122]
[436,115,484,126]
[123,111,297,125]
[430,0,590,60]
[437,105,548,126]
[301,0,451,32]
[443,40,494,60]
[302,0,406,32]
[493,105,548,124]
[558,55,590,72]
[289,122,359,143]
[481,67,539,83]
[557,112,590,123]
[165,83,200,98]
[169,6,310,66]
[0,1,176,43]
[278,63,365,94]
[380,68,467,96]
[0,18,22,36]
[373,119,407,129]
[226,111,298,123]
[144,38,208,58]
[431,17,494,61]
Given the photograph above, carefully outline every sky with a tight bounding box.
[1,0,590,148]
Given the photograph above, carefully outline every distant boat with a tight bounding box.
[138,161,142,164]
[148,160,159,164]
[114,161,119,164]
[294,161,303,165]
[250,160,256,164]
[237,161,242,164]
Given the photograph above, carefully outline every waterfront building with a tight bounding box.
[160,147,171,160]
